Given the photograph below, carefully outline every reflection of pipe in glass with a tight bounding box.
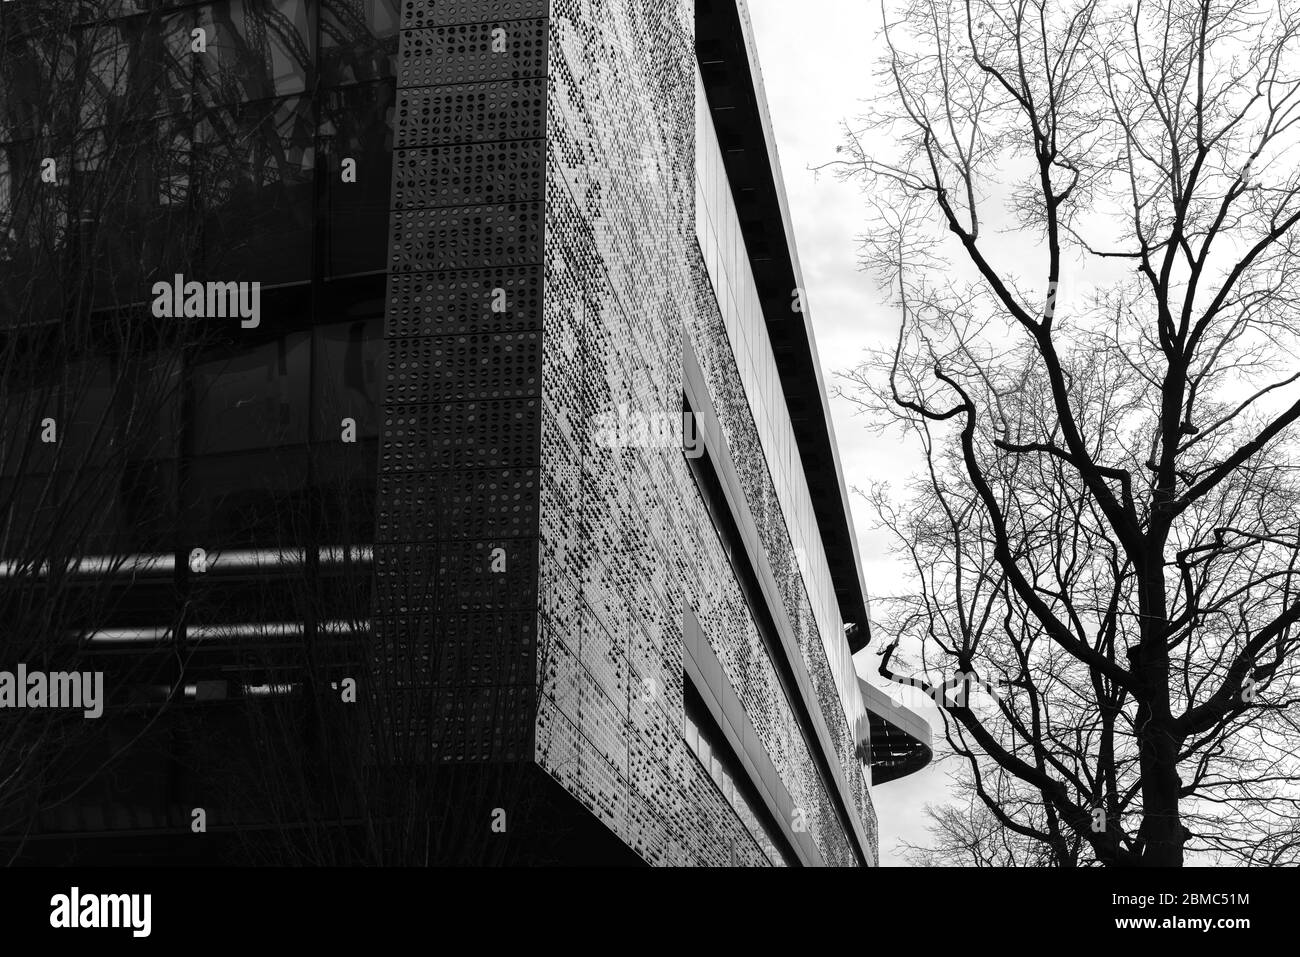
[0,545,374,579]
[134,681,300,701]
[241,683,300,698]
[81,620,373,645]
[136,681,229,702]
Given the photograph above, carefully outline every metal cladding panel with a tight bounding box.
[371,0,876,863]
[373,1,548,763]
[536,0,873,865]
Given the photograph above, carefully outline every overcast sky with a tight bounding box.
[745,0,951,865]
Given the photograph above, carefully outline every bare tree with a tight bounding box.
[835,0,1300,865]
[901,763,1081,866]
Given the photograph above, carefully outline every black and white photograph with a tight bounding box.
[0,0,1290,939]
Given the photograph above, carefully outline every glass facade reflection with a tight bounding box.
[0,0,393,856]
[0,0,396,299]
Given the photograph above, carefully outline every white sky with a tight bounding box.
[745,0,952,865]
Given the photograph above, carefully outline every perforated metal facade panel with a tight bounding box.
[534,0,873,866]
[376,0,875,864]
[373,1,548,763]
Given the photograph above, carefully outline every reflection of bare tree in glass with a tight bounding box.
[0,1,218,859]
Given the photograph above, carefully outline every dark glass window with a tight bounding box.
[197,0,313,106]
[0,345,184,558]
[61,359,116,465]
[0,31,47,145]
[312,317,383,442]
[198,94,316,283]
[72,14,186,130]
[191,332,311,456]
[89,126,197,304]
[0,474,65,554]
[322,80,394,277]
[71,461,180,556]
[118,351,185,463]
[311,443,377,544]
[0,377,54,477]
[184,447,310,549]
[321,0,399,87]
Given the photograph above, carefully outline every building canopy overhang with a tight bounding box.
[860,681,934,784]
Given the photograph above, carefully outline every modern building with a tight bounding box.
[0,0,930,866]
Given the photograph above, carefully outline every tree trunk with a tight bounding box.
[1138,725,1185,865]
